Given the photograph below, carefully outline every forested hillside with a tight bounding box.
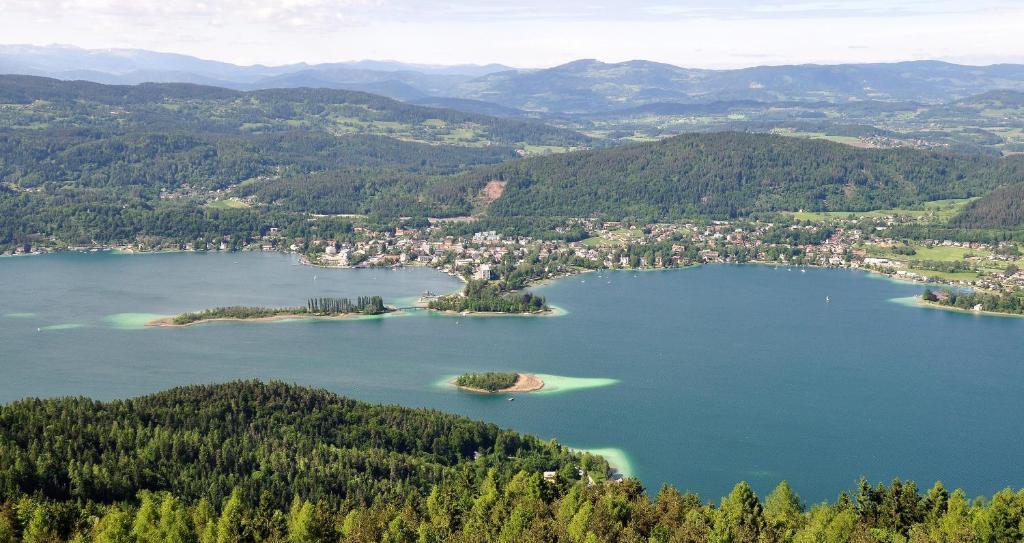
[0,130,512,190]
[0,381,587,509]
[952,182,1024,228]
[4,77,1024,249]
[0,76,589,247]
[471,133,1024,220]
[0,129,495,245]
[0,76,588,147]
[1,382,1022,543]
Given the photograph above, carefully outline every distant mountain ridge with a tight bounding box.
[0,44,514,78]
[4,45,1024,115]
[455,59,1024,113]
[0,44,514,102]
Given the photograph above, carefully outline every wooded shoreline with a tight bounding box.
[452,373,545,393]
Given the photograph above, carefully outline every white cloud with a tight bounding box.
[0,0,1022,67]
[2,0,383,30]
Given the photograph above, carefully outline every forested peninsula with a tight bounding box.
[922,287,1024,316]
[150,296,390,326]
[0,381,1022,543]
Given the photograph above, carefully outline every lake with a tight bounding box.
[2,251,1022,502]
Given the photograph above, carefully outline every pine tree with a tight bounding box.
[93,508,134,543]
[719,481,765,543]
[764,480,805,541]
[216,490,246,543]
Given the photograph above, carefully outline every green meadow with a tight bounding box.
[787,198,976,222]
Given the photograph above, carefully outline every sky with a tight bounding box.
[1,0,1023,68]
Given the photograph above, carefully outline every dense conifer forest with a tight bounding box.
[468,133,1024,221]
[454,372,520,391]
[428,280,549,313]
[306,296,386,315]
[951,182,1024,229]
[0,382,1022,542]
[171,306,303,325]
[169,297,388,325]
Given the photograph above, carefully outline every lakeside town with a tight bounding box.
[10,208,1024,300]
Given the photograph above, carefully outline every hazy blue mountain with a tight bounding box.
[0,45,510,91]
[6,45,1024,116]
[0,45,523,106]
[330,59,513,76]
[0,44,292,82]
[454,59,1024,113]
[44,69,244,88]
[246,67,471,97]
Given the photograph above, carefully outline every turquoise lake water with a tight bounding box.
[2,251,1022,502]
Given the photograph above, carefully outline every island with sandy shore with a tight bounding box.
[148,296,394,327]
[453,372,545,394]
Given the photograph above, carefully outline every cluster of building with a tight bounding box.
[10,208,1022,296]
[293,217,1024,294]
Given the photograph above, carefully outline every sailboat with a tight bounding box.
[825,296,831,303]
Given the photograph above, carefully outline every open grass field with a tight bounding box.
[522,144,578,155]
[861,240,1020,282]
[787,198,976,222]
[327,116,497,147]
[906,245,986,261]
[865,242,991,262]
[582,228,645,247]
[206,199,249,209]
[772,129,877,148]
[905,268,980,282]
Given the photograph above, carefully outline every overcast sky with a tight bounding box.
[1,0,1022,68]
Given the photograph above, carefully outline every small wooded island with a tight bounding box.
[428,280,549,314]
[922,288,1024,316]
[150,296,391,326]
[454,372,545,393]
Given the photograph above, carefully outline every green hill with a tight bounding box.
[0,75,590,147]
[470,132,1024,220]
[952,181,1024,228]
[0,381,590,509]
[5,76,1024,249]
[0,382,1022,543]
[0,76,591,247]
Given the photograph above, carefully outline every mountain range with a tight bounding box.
[0,44,511,101]
[4,45,1024,115]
